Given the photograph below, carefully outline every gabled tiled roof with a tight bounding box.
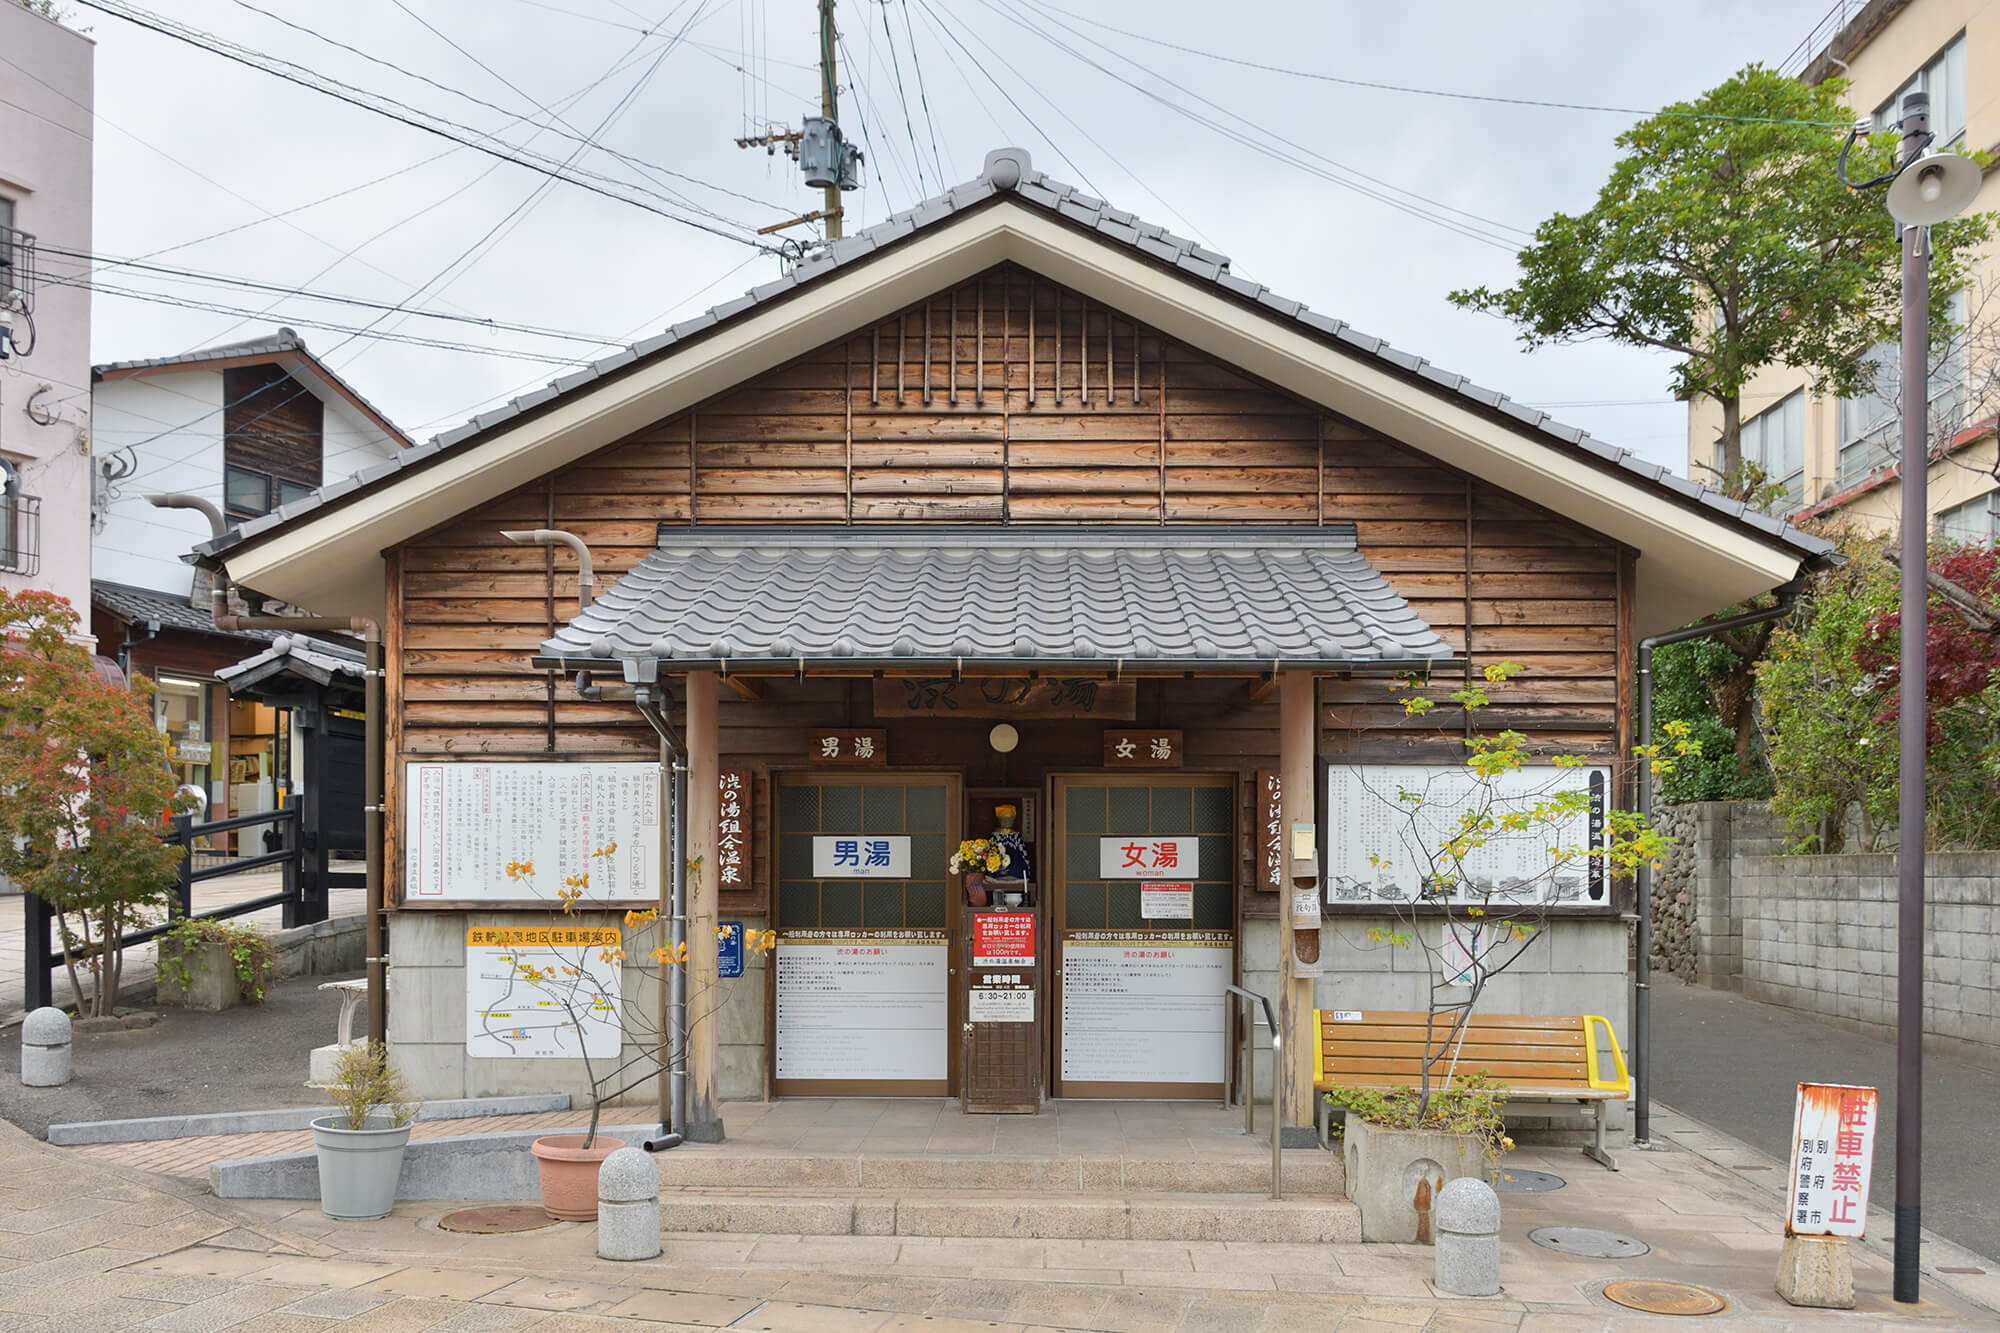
[91,579,271,642]
[95,327,413,449]
[196,148,1832,564]
[535,525,1456,670]
[217,633,365,691]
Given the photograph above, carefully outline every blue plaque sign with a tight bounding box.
[718,921,744,979]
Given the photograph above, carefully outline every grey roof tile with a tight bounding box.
[539,526,1453,668]
[92,580,272,642]
[195,144,1832,566]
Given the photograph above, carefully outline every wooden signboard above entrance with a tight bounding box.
[807,730,887,765]
[873,678,1137,720]
[1102,730,1183,767]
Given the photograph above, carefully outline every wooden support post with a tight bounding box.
[685,670,725,1140]
[1277,670,1317,1130]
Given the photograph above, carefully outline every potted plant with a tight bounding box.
[1324,1073,1511,1243]
[502,851,774,1220]
[312,1041,418,1220]
[157,915,274,1011]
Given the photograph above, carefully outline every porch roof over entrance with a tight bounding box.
[533,525,1456,674]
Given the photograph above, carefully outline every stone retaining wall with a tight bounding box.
[1650,801,1785,988]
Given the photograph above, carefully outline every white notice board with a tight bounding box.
[1324,763,1611,909]
[774,932,947,1081]
[464,927,623,1059]
[406,762,660,904]
[1059,931,1229,1085]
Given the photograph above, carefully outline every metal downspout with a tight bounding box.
[634,686,688,1152]
[1631,573,1812,1145]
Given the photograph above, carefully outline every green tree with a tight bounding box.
[1651,635,1773,803]
[1450,64,1988,477]
[0,591,188,1015]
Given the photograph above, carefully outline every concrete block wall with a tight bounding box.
[386,910,768,1106]
[1736,852,2000,1070]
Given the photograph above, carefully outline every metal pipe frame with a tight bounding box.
[633,686,689,1152]
[1222,982,1283,1200]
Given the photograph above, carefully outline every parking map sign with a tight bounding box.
[1785,1083,1878,1238]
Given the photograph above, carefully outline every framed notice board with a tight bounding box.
[404,761,662,905]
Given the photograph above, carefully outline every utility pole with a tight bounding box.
[734,1,860,243]
[818,0,841,240]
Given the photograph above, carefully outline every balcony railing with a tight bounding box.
[1779,0,1867,78]
[0,492,40,576]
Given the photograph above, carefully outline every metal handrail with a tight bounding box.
[1221,982,1282,1200]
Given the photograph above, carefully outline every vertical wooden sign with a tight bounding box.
[717,769,751,892]
[1257,769,1283,896]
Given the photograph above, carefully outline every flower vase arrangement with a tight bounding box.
[950,806,1033,908]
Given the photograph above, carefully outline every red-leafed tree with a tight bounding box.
[0,591,189,1015]
[1854,544,2000,726]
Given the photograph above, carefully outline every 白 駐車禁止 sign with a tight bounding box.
[1099,837,1197,879]
[811,835,912,878]
[1786,1083,1878,1238]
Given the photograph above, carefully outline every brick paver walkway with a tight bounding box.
[14,1098,1998,1327]
[68,1111,598,1178]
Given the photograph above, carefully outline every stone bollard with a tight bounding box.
[1434,1177,1501,1296]
[596,1146,661,1261]
[20,1008,72,1087]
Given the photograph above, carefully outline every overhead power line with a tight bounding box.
[71,0,786,254]
[1024,7,1860,130]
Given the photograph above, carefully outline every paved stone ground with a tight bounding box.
[7,1111,1997,1328]
[1653,977,2000,1263]
[0,867,365,1023]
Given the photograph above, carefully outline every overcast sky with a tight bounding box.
[56,0,1831,477]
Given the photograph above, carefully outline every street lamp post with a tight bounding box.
[1838,87,1981,1305]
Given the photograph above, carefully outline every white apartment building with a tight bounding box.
[0,3,94,630]
[1689,0,2000,543]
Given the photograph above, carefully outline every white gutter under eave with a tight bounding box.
[216,201,1810,634]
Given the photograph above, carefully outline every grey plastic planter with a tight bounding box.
[311,1115,411,1220]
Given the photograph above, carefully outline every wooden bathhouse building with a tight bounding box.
[195,148,1831,1142]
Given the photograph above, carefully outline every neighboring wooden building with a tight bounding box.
[200,149,1831,1137]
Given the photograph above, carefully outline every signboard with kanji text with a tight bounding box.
[406,762,660,904]
[717,769,751,892]
[807,730,887,765]
[811,835,912,878]
[1099,836,1198,879]
[972,913,1036,967]
[1257,770,1283,894]
[1786,1083,1878,1237]
[1102,731,1183,767]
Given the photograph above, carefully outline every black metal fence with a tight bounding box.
[21,806,336,1013]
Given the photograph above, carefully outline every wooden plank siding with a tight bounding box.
[386,262,1630,915]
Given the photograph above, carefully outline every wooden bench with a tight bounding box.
[1313,1009,1630,1170]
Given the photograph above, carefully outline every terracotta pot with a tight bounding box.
[530,1133,625,1221]
[965,873,987,907]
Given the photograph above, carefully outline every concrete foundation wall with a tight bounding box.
[1736,852,2000,1070]
[386,910,767,1107]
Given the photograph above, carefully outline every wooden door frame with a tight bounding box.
[769,768,963,1098]
[1047,770,1238,1100]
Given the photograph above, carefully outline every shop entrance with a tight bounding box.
[1050,774,1235,1099]
[772,773,960,1096]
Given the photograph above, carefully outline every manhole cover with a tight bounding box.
[1491,1169,1565,1192]
[1528,1226,1650,1258]
[438,1205,557,1235]
[1603,1279,1728,1316]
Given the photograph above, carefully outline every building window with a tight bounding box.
[0,458,40,576]
[1876,33,1968,145]
[224,464,272,518]
[1739,391,1806,510]
[1838,289,1967,486]
[1934,493,1998,544]
[276,478,315,507]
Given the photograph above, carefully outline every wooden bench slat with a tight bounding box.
[1326,1060,1591,1081]
[1322,1038,1589,1059]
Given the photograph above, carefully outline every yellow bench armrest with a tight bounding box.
[1581,1015,1629,1093]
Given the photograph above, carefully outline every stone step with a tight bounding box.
[651,1150,1342,1197]
[655,1188,1361,1242]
